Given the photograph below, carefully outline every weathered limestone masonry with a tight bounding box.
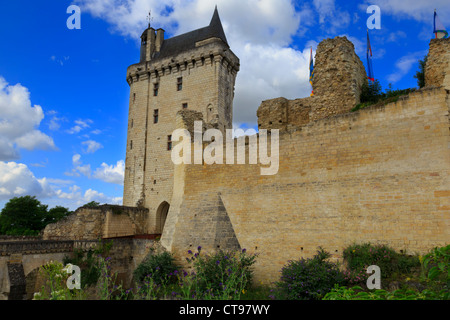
[425,38,450,90]
[162,38,450,283]
[257,36,367,130]
[42,205,149,240]
[123,7,240,237]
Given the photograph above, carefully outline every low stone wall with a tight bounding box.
[43,205,149,240]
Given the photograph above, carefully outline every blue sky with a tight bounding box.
[0,0,448,211]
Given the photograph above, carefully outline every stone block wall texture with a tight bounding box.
[163,87,450,283]
[257,36,367,130]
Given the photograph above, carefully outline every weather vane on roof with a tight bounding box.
[147,10,153,28]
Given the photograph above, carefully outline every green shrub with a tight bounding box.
[274,247,345,300]
[187,247,257,300]
[421,244,449,297]
[343,243,420,280]
[63,249,100,288]
[133,250,179,286]
[323,284,446,300]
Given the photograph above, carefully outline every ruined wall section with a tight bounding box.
[425,38,450,90]
[42,206,149,240]
[257,36,367,131]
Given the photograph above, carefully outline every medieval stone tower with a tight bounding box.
[123,7,240,234]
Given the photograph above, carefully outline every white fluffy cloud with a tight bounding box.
[93,160,125,185]
[0,77,56,160]
[82,140,103,154]
[363,0,450,23]
[66,154,124,185]
[387,50,427,83]
[54,186,122,210]
[66,119,93,134]
[0,161,54,200]
[0,161,122,211]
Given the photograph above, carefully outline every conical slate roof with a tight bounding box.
[151,7,229,61]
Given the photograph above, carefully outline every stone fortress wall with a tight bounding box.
[162,37,450,283]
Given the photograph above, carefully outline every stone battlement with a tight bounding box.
[258,36,368,130]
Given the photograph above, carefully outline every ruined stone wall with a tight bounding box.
[163,87,450,284]
[425,38,450,90]
[258,36,367,130]
[42,206,149,240]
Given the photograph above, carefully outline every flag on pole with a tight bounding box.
[366,29,375,82]
[309,47,314,96]
[434,9,448,39]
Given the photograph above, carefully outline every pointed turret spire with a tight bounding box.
[208,6,228,45]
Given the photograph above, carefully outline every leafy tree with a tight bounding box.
[83,201,101,208]
[0,196,48,235]
[46,206,71,224]
[414,54,427,88]
[0,196,71,235]
[360,79,383,104]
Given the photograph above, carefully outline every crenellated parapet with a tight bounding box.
[127,43,239,86]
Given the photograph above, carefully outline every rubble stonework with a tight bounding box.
[425,38,450,90]
[257,36,367,131]
[42,205,149,240]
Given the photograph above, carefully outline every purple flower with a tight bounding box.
[188,250,193,255]
[197,246,202,252]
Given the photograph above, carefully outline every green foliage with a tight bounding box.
[33,261,86,300]
[63,249,100,288]
[422,244,450,281]
[46,206,71,224]
[274,247,345,300]
[343,243,420,280]
[352,80,416,112]
[414,54,428,88]
[83,201,101,208]
[133,250,179,286]
[62,239,113,289]
[0,196,71,235]
[421,244,449,298]
[0,196,47,235]
[323,284,446,300]
[360,79,383,104]
[186,247,257,300]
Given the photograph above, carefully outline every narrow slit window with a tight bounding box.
[177,77,183,91]
[167,135,172,151]
[154,109,159,124]
[154,83,159,96]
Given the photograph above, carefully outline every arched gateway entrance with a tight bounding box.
[156,202,170,234]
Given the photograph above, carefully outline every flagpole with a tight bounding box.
[435,9,437,39]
